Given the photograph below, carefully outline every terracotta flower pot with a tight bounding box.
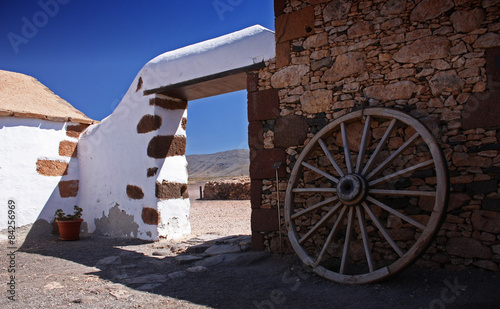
[57,218,83,241]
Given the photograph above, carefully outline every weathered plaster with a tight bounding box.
[0,117,80,237]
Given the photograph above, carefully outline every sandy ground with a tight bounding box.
[1,184,499,308]
[188,182,251,237]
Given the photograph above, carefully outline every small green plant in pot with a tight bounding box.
[54,205,83,241]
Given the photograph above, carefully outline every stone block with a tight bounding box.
[58,180,79,198]
[448,193,472,212]
[137,115,162,134]
[300,89,333,113]
[347,21,373,39]
[248,121,264,150]
[446,237,492,259]
[410,0,454,22]
[251,232,265,251]
[452,152,493,168]
[303,32,328,49]
[364,81,418,101]
[380,0,406,16]
[471,210,500,233]
[147,135,186,158]
[271,65,309,88]
[473,33,500,49]
[149,96,188,110]
[126,185,144,200]
[250,148,286,179]
[66,124,89,138]
[393,37,451,64]
[59,141,78,157]
[248,89,280,121]
[147,167,158,177]
[251,179,263,209]
[311,57,333,71]
[323,0,351,22]
[247,73,259,93]
[276,42,291,69]
[275,6,314,44]
[429,71,465,96]
[322,52,366,83]
[36,159,68,176]
[274,0,286,17]
[156,181,189,200]
[251,208,279,232]
[142,207,159,225]
[274,115,308,148]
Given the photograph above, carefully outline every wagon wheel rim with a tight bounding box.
[284,108,449,284]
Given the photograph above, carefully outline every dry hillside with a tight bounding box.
[186,149,249,180]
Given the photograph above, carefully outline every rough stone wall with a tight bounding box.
[249,0,500,270]
[204,178,251,200]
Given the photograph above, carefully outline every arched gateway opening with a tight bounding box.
[77,25,275,242]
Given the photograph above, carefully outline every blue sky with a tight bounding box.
[0,0,275,154]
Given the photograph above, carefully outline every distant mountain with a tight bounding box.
[186,149,250,179]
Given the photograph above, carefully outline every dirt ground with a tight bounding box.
[1,184,499,309]
[188,182,251,237]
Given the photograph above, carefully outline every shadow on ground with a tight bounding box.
[11,225,500,309]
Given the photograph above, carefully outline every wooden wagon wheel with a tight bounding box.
[284,108,449,284]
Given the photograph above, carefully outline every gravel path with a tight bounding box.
[1,184,499,308]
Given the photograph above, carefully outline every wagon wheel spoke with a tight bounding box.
[318,138,345,177]
[368,159,434,187]
[298,201,343,245]
[363,203,404,258]
[366,196,425,230]
[315,205,348,267]
[370,189,436,197]
[301,162,339,184]
[356,206,374,272]
[291,196,338,220]
[366,133,420,181]
[292,188,337,193]
[341,122,354,174]
[355,115,372,174]
[361,118,397,177]
[340,207,355,274]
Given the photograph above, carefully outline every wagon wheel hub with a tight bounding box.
[336,174,367,206]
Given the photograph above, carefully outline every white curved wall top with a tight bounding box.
[136,25,276,95]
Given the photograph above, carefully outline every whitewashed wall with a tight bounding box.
[77,25,275,241]
[78,90,190,240]
[0,117,80,238]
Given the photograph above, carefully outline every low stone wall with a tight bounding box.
[203,178,251,200]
